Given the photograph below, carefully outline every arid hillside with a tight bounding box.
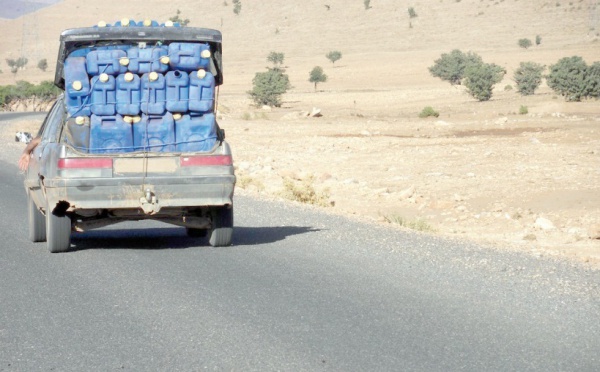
[0,0,598,87]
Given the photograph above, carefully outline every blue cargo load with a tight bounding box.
[64,57,91,117]
[168,43,211,71]
[116,73,141,115]
[165,70,189,113]
[189,70,215,113]
[89,114,134,153]
[140,72,166,115]
[175,113,217,152]
[86,49,128,76]
[90,74,116,116]
[133,113,176,152]
[127,46,169,74]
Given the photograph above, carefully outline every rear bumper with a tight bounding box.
[42,175,236,211]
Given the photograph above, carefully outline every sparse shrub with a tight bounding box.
[282,177,330,207]
[232,0,241,15]
[429,49,483,85]
[326,50,342,65]
[309,66,328,91]
[504,84,513,91]
[514,61,544,95]
[419,106,439,118]
[169,9,190,26]
[364,0,371,10]
[408,7,418,18]
[519,105,528,115]
[518,38,532,49]
[536,35,542,45]
[248,67,291,107]
[463,62,505,101]
[0,80,60,109]
[585,62,600,98]
[37,59,48,72]
[546,56,588,101]
[267,52,285,67]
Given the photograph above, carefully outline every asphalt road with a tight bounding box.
[1,156,599,371]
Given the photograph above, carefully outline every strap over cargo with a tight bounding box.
[55,26,223,89]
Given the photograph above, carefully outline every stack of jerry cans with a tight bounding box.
[63,20,217,154]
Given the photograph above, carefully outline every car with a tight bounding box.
[24,21,235,253]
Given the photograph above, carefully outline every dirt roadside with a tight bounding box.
[5,81,599,268]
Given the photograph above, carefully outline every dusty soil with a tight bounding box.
[0,0,599,264]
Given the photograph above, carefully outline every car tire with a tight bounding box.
[46,204,71,253]
[28,193,46,242]
[208,206,233,247]
[186,227,208,238]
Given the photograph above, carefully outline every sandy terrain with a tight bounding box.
[0,0,599,264]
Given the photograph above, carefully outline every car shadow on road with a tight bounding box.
[69,225,321,251]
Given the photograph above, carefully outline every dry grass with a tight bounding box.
[281,177,331,207]
[383,215,436,233]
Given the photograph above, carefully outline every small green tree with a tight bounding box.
[37,59,48,72]
[267,52,285,67]
[518,38,533,49]
[514,62,544,95]
[535,35,542,46]
[546,56,588,101]
[408,7,418,18]
[326,50,342,65]
[6,57,28,75]
[309,66,327,91]
[364,0,371,10]
[463,63,505,101]
[248,68,291,107]
[232,0,241,15]
[169,9,190,26]
[429,49,483,85]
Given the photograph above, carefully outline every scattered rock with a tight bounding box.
[588,224,600,239]
[360,130,371,137]
[237,161,251,171]
[534,217,556,231]
[261,105,272,111]
[495,117,508,125]
[399,185,415,200]
[310,107,323,117]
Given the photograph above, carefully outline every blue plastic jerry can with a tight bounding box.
[90,73,116,116]
[116,72,141,116]
[188,69,216,113]
[64,57,91,117]
[140,72,166,115]
[133,113,175,152]
[165,70,189,113]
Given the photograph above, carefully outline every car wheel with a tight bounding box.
[208,206,233,247]
[186,227,208,238]
[46,204,71,253]
[28,193,46,242]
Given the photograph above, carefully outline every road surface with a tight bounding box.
[0,120,599,370]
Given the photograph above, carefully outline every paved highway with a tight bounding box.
[0,153,599,371]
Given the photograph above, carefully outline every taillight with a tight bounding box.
[58,158,113,169]
[180,155,232,167]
